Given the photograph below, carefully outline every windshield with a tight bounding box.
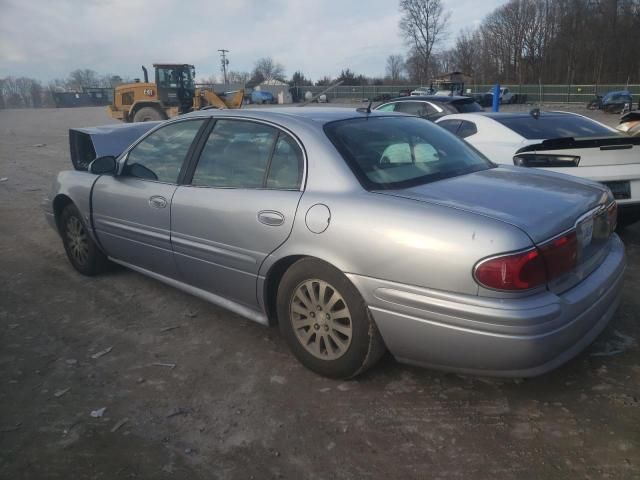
[324,116,493,190]
[157,67,195,89]
[495,115,616,139]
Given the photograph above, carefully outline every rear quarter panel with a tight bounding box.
[262,189,534,297]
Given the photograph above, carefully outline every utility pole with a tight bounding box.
[218,49,229,85]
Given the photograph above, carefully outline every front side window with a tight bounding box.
[192,120,303,190]
[124,120,205,183]
[324,116,493,190]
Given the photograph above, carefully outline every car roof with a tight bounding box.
[183,107,407,125]
[387,95,474,103]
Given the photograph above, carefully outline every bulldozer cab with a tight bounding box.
[154,64,196,114]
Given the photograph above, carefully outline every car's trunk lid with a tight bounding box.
[375,166,609,244]
[375,166,613,292]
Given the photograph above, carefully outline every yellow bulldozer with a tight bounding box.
[107,64,244,122]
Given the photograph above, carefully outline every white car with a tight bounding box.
[436,111,640,226]
[487,87,514,104]
[410,87,432,96]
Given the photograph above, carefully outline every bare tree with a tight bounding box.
[227,71,250,84]
[252,57,286,83]
[399,0,451,83]
[385,54,406,83]
[451,29,479,77]
[67,69,98,91]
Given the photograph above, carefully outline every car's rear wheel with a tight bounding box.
[60,204,108,276]
[277,258,386,378]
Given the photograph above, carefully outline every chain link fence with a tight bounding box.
[289,84,640,104]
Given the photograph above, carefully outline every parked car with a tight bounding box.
[375,95,483,121]
[587,90,633,113]
[45,108,624,379]
[251,90,275,104]
[472,92,494,107]
[410,86,433,96]
[618,111,640,136]
[483,87,515,104]
[436,111,640,226]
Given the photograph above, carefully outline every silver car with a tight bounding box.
[44,108,625,378]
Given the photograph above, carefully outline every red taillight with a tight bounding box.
[607,202,618,232]
[474,249,547,291]
[474,231,578,291]
[538,231,577,280]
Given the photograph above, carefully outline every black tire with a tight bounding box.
[277,258,386,378]
[586,100,599,110]
[133,106,165,122]
[59,204,108,276]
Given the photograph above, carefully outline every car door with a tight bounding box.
[171,118,305,308]
[92,118,207,279]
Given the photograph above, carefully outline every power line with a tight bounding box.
[218,49,229,85]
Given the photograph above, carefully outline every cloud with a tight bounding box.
[0,0,506,82]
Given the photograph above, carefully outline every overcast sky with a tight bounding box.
[0,0,506,82]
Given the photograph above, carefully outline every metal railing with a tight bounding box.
[288,84,640,104]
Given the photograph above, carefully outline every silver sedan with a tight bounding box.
[43,108,625,378]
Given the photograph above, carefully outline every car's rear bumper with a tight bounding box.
[348,234,625,377]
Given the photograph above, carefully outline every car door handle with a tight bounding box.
[148,195,168,209]
[257,210,285,226]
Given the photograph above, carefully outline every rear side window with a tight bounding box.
[496,115,616,139]
[191,120,302,189]
[376,103,396,112]
[458,121,477,138]
[438,119,462,135]
[124,119,205,183]
[324,116,492,190]
[266,135,303,189]
[394,102,430,117]
[452,100,483,113]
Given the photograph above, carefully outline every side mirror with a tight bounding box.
[88,155,117,175]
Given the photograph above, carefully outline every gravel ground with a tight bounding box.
[0,105,639,479]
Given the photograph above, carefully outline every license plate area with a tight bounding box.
[602,180,630,199]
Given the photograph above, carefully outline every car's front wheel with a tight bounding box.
[277,258,386,378]
[60,204,108,276]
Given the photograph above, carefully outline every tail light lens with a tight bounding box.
[607,201,618,232]
[513,154,580,167]
[538,231,578,279]
[474,231,578,291]
[474,249,547,291]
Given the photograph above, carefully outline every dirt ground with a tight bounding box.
[0,105,639,480]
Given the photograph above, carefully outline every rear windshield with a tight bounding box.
[324,116,493,190]
[452,99,483,113]
[496,115,616,139]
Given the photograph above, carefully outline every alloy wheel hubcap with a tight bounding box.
[290,279,352,360]
[66,216,89,265]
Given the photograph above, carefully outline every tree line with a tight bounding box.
[0,69,129,109]
[394,0,640,86]
[3,0,639,109]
